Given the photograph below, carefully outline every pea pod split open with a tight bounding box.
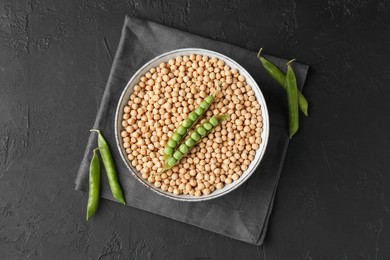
[164,84,222,160]
[159,114,229,174]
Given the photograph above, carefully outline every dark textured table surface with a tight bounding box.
[1,0,390,259]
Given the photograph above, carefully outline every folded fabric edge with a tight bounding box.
[254,138,290,246]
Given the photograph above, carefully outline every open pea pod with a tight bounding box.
[164,84,222,160]
[158,114,229,175]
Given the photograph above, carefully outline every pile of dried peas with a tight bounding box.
[120,54,263,196]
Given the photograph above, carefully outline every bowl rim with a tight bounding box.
[115,48,270,202]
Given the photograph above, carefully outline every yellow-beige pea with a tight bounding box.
[179,183,186,190]
[225,177,233,184]
[203,189,211,195]
[190,179,197,187]
[216,183,224,190]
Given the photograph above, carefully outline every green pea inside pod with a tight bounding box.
[166,156,177,166]
[173,150,183,160]
[185,137,196,147]
[191,131,201,142]
[204,95,214,104]
[171,132,181,142]
[182,118,192,128]
[197,126,207,136]
[203,122,213,131]
[179,143,189,154]
[167,139,177,148]
[188,112,199,121]
[176,125,186,135]
[164,146,174,156]
[209,117,219,126]
[194,106,204,116]
[199,101,209,109]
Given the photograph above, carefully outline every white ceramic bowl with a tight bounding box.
[115,48,269,201]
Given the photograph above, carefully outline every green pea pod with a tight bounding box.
[86,148,100,220]
[257,48,308,116]
[90,129,126,205]
[164,84,222,160]
[286,60,299,138]
[158,114,229,174]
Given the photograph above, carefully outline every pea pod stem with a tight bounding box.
[257,48,309,116]
[285,61,299,138]
[90,129,126,205]
[86,148,100,220]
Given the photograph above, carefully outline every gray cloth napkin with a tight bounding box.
[75,16,309,246]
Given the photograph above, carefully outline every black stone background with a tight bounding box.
[1,0,390,259]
